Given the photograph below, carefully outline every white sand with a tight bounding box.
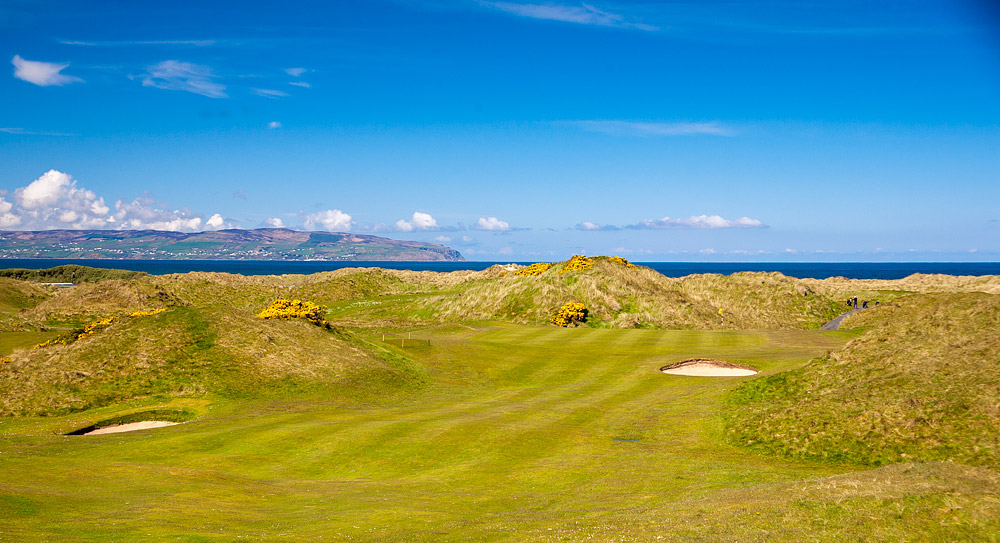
[661,361,758,377]
[83,421,179,435]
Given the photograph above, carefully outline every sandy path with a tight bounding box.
[83,421,179,435]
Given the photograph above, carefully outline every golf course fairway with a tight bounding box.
[3,324,996,541]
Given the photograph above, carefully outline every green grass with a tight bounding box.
[2,324,998,541]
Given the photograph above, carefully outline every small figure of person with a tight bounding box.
[862,300,868,309]
[847,298,853,308]
[875,300,880,306]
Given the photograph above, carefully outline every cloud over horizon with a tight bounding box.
[305,209,354,231]
[395,211,439,232]
[0,170,230,232]
[474,216,511,231]
[12,55,84,86]
[630,215,766,229]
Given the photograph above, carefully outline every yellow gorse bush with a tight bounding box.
[258,299,330,328]
[607,256,635,268]
[31,308,168,350]
[128,308,167,317]
[558,255,593,274]
[515,262,554,276]
[551,302,588,327]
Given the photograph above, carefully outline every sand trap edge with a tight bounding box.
[660,358,759,377]
[82,421,180,435]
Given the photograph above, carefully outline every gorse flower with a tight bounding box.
[258,298,330,328]
[515,262,554,276]
[31,308,168,350]
[551,302,588,327]
[558,255,593,274]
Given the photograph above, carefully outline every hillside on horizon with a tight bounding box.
[0,228,464,261]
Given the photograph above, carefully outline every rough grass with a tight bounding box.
[725,292,1000,469]
[0,264,149,283]
[0,306,424,416]
[327,260,843,330]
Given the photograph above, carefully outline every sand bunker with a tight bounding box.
[660,359,758,377]
[82,421,179,435]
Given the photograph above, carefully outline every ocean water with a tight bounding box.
[1,259,998,280]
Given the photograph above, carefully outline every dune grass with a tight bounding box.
[2,324,998,541]
[726,292,1000,469]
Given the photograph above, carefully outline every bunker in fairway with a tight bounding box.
[66,409,193,435]
[660,358,759,377]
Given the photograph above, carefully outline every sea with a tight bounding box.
[1,259,998,280]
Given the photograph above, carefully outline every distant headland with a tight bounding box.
[0,228,464,261]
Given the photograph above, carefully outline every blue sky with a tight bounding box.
[2,0,999,261]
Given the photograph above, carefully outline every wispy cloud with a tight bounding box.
[289,81,311,88]
[565,120,735,137]
[0,127,77,136]
[628,215,766,229]
[267,121,282,129]
[482,2,657,31]
[252,88,289,99]
[285,67,308,77]
[12,55,83,86]
[60,39,216,47]
[138,60,227,98]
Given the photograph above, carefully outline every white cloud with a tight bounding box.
[498,246,514,255]
[576,221,600,230]
[289,81,311,88]
[461,235,474,243]
[566,120,734,137]
[0,169,226,232]
[395,211,439,232]
[12,55,83,86]
[433,235,452,243]
[630,215,765,229]
[267,121,282,129]
[252,88,289,99]
[110,197,211,231]
[263,217,286,228]
[206,213,225,229]
[305,209,354,231]
[475,216,511,231]
[139,60,227,98]
[700,248,717,255]
[483,2,657,31]
[285,67,307,77]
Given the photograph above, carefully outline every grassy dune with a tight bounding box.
[320,259,843,330]
[1,265,998,540]
[727,291,1000,468]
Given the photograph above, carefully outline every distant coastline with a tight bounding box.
[0,258,997,280]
